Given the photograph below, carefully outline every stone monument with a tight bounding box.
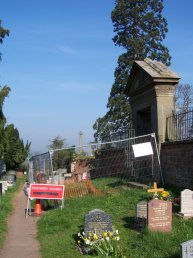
[84,209,112,236]
[148,199,172,232]
[178,189,193,219]
[125,58,180,145]
[135,201,147,229]
[180,239,193,258]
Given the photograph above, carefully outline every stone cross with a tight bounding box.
[147,182,164,198]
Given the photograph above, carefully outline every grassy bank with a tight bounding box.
[0,176,25,249]
[37,178,191,258]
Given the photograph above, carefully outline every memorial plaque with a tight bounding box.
[180,189,193,218]
[148,199,172,232]
[180,239,193,258]
[84,209,112,236]
[136,201,147,229]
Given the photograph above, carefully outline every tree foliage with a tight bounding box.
[49,136,66,150]
[93,0,171,142]
[0,86,11,158]
[0,20,30,170]
[48,136,75,172]
[0,20,9,60]
[174,84,193,112]
[3,124,31,170]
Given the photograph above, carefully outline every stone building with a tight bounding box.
[125,58,180,145]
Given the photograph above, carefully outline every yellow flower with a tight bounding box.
[93,234,98,240]
[162,191,169,198]
[108,232,113,237]
[103,232,108,237]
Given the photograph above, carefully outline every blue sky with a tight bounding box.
[1,0,193,154]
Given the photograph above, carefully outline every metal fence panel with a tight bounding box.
[166,109,193,141]
[28,133,162,184]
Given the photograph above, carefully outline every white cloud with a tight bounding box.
[57,45,76,55]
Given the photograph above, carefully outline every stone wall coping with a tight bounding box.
[162,139,193,146]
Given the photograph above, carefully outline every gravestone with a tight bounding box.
[180,239,193,258]
[179,189,193,219]
[135,201,147,229]
[148,199,172,232]
[84,209,112,236]
[0,183,2,204]
[0,183,2,196]
[0,181,8,194]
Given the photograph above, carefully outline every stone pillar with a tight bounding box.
[79,131,83,154]
[154,85,176,144]
[125,59,180,145]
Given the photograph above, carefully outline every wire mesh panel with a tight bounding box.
[28,133,162,184]
[28,152,51,182]
[90,133,162,184]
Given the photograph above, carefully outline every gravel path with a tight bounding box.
[0,185,41,258]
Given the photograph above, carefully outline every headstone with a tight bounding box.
[179,189,193,219]
[148,199,172,232]
[0,183,2,206]
[7,174,15,184]
[84,209,112,236]
[0,181,8,194]
[135,201,147,229]
[180,239,193,258]
[0,183,2,196]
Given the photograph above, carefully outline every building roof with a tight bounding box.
[135,58,180,79]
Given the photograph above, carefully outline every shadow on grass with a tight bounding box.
[107,180,127,188]
[163,254,179,258]
[122,216,136,230]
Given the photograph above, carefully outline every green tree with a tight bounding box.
[49,136,66,150]
[0,20,9,60]
[0,86,11,158]
[0,20,10,156]
[48,136,75,172]
[3,124,31,170]
[93,0,171,141]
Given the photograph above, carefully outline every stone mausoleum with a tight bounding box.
[125,58,180,145]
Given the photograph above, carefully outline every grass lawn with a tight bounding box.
[37,177,192,258]
[0,176,25,249]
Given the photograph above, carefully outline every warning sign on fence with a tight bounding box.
[29,183,64,200]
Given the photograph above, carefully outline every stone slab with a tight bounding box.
[84,209,112,236]
[148,199,172,232]
[127,181,148,190]
[135,201,147,229]
[180,239,193,258]
[0,181,8,194]
[180,189,193,218]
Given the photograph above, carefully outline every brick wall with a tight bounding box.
[161,140,193,188]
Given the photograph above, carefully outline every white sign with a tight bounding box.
[132,142,153,158]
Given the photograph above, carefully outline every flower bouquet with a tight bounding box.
[76,229,126,257]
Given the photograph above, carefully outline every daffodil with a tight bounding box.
[103,232,108,237]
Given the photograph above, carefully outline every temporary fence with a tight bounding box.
[89,133,162,184]
[28,133,162,185]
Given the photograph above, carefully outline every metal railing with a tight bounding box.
[166,109,193,141]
